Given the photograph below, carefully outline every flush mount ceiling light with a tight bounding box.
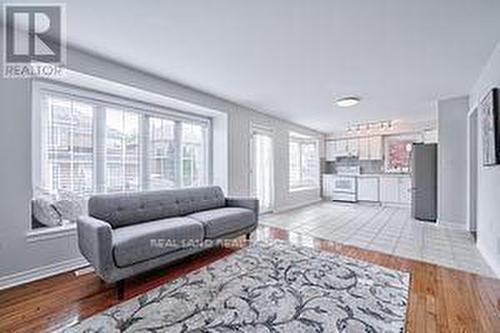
[336,96,361,107]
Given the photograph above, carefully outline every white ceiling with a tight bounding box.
[12,0,500,132]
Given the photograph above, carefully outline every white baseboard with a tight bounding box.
[436,218,468,230]
[477,242,500,279]
[0,257,89,291]
[274,199,322,213]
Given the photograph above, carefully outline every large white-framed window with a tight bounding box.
[32,81,211,230]
[289,132,319,190]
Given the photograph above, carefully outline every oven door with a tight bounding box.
[332,176,357,202]
[333,176,356,193]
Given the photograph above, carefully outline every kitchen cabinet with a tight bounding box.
[379,175,411,205]
[325,138,354,160]
[347,138,359,156]
[423,129,438,143]
[358,136,382,160]
[380,177,399,203]
[358,137,370,160]
[357,177,379,201]
[335,139,348,156]
[369,136,383,160]
[398,177,412,204]
[325,141,337,161]
[322,174,335,197]
[326,135,382,160]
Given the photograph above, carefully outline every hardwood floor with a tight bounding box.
[1,225,499,332]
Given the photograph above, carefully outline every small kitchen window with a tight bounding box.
[289,132,320,190]
[384,133,422,173]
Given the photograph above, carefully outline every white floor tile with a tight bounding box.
[260,202,496,278]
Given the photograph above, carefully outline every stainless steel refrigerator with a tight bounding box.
[410,143,437,222]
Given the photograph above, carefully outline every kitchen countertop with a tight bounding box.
[324,173,410,177]
[357,173,410,178]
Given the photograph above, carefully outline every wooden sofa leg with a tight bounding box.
[116,280,125,300]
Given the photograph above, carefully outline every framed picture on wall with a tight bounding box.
[480,88,500,166]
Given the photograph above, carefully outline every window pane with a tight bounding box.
[301,142,319,187]
[105,108,140,193]
[35,87,211,230]
[42,96,94,196]
[289,134,319,189]
[148,117,177,189]
[181,122,207,187]
[289,141,301,188]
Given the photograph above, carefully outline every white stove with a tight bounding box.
[332,166,360,202]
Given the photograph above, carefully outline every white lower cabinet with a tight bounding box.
[379,176,411,205]
[322,174,335,197]
[398,177,411,205]
[322,173,411,205]
[357,177,379,202]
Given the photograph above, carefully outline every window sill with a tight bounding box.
[289,186,320,193]
[27,223,77,243]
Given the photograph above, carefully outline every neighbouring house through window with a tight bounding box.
[31,82,211,230]
[289,132,320,190]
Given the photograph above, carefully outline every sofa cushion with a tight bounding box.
[89,186,225,228]
[188,207,256,239]
[112,217,204,268]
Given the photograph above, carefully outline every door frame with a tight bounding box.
[249,123,275,214]
[467,107,478,234]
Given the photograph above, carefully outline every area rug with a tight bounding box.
[64,240,410,332]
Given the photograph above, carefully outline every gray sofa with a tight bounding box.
[77,186,258,298]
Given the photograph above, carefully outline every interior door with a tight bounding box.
[250,126,274,213]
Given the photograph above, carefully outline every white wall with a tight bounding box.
[469,42,500,277]
[437,96,469,229]
[0,44,323,286]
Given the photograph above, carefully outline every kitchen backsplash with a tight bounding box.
[325,158,384,174]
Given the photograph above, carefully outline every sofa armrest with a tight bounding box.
[77,216,114,280]
[226,197,259,217]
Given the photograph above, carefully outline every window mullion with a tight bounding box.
[121,112,126,192]
[140,115,150,191]
[174,121,182,188]
[94,105,106,193]
[299,142,302,186]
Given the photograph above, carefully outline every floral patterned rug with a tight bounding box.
[65,240,410,332]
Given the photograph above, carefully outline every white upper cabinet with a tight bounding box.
[325,141,337,161]
[326,135,382,161]
[358,137,370,160]
[356,136,383,160]
[369,136,383,160]
[337,139,349,155]
[325,139,349,160]
[423,129,438,143]
[347,138,359,157]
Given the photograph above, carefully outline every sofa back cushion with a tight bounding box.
[88,186,225,228]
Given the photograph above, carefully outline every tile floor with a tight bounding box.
[260,201,496,278]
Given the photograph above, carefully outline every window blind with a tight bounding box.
[34,86,211,227]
